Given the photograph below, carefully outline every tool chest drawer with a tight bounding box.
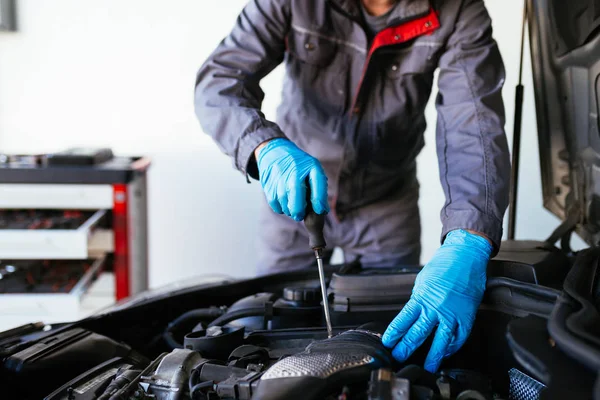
[0,257,106,315]
[0,209,109,259]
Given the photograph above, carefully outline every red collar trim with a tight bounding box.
[368,7,440,57]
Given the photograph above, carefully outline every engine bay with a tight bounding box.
[39,306,524,399]
[45,327,515,400]
[2,260,572,400]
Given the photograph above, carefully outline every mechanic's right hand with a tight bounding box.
[256,138,329,221]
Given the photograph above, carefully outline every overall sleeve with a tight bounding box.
[435,0,510,250]
[194,0,290,179]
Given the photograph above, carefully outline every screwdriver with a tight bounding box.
[303,192,334,338]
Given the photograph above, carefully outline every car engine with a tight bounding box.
[3,258,578,400]
[14,264,557,400]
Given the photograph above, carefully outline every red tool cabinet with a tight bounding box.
[0,155,150,305]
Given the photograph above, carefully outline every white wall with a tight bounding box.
[0,0,584,288]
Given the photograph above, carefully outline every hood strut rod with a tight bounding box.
[507,0,528,240]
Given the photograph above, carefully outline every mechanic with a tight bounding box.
[195,0,510,373]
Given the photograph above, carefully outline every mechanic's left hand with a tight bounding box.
[382,229,492,373]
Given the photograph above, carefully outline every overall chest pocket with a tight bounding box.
[367,42,441,171]
[285,28,349,116]
[371,41,440,122]
[379,42,440,79]
[377,39,442,80]
[287,28,338,66]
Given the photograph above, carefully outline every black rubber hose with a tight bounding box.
[395,365,438,389]
[486,277,561,301]
[189,368,201,394]
[163,307,225,349]
[97,369,141,400]
[207,307,266,328]
[171,308,226,328]
[190,381,213,399]
[163,331,184,350]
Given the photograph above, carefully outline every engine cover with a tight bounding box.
[252,329,393,400]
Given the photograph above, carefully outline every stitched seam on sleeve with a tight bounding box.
[458,51,491,218]
[439,110,451,219]
[233,81,246,171]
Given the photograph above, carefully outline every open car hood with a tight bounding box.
[529,0,600,244]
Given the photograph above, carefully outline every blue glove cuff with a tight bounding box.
[256,138,291,167]
[444,229,493,258]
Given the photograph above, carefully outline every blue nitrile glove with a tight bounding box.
[256,138,329,221]
[382,229,492,373]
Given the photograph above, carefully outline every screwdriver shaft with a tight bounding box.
[315,250,333,338]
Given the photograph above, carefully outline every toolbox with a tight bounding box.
[0,150,150,302]
[0,258,106,316]
[0,209,110,259]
